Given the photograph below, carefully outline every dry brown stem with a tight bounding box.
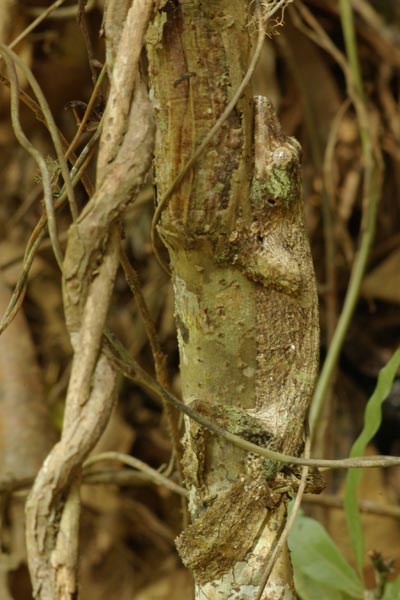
[24,1,155,597]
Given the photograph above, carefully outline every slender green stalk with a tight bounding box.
[339,0,365,103]
[310,168,380,435]
[309,1,382,436]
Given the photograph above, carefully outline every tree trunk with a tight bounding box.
[146,2,319,598]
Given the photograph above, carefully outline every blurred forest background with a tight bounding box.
[1,0,400,598]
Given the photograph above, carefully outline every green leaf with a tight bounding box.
[294,569,343,600]
[382,576,400,600]
[343,347,400,576]
[289,512,363,599]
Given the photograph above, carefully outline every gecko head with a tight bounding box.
[252,96,302,208]
[260,136,301,207]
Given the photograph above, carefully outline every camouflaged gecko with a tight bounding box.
[176,97,320,584]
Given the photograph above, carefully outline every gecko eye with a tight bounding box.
[272,146,292,166]
[267,198,277,207]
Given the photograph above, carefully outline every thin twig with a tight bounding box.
[104,331,400,471]
[65,64,106,161]
[0,467,186,496]
[83,467,179,488]
[0,230,44,336]
[303,493,400,520]
[0,44,78,222]
[0,71,94,196]
[256,427,312,600]
[321,99,352,343]
[25,3,155,592]
[322,97,352,288]
[0,126,101,335]
[293,3,383,438]
[25,0,96,19]
[0,49,63,267]
[119,246,168,385]
[312,100,351,457]
[84,451,187,497]
[7,0,67,50]
[77,0,100,88]
[68,119,102,179]
[150,0,281,272]
[340,0,365,102]
[119,246,188,524]
[4,471,400,520]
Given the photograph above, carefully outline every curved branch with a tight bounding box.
[24,1,155,596]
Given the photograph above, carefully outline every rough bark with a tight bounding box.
[147,2,319,599]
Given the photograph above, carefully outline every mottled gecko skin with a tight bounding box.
[232,96,319,458]
[176,97,320,584]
